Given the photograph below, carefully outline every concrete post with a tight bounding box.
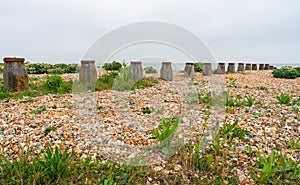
[264,64,270,70]
[130,61,143,82]
[259,64,264,70]
[252,64,257,70]
[160,62,173,81]
[203,63,212,76]
[216,63,225,74]
[227,63,235,73]
[3,57,28,91]
[245,63,251,70]
[79,60,97,84]
[184,62,195,78]
[237,63,244,72]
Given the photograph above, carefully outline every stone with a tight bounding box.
[259,64,264,70]
[79,60,97,84]
[237,63,244,72]
[245,63,251,70]
[252,64,257,70]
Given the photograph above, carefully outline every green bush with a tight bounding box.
[26,63,78,74]
[294,67,300,77]
[272,66,299,79]
[0,63,3,74]
[102,61,122,71]
[41,75,73,94]
[194,62,203,72]
[95,72,118,91]
[144,66,157,74]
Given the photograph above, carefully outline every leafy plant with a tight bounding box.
[1,98,9,103]
[41,75,72,94]
[37,146,71,183]
[257,86,268,91]
[20,97,34,103]
[142,107,152,114]
[44,126,57,134]
[272,66,299,79]
[276,93,291,105]
[102,61,122,71]
[194,62,203,72]
[112,63,134,91]
[95,71,118,91]
[133,77,158,89]
[198,92,212,104]
[245,95,255,107]
[152,116,180,143]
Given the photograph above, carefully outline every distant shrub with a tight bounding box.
[41,75,73,94]
[26,63,78,74]
[144,66,157,74]
[102,61,122,71]
[194,62,203,72]
[294,67,300,77]
[272,66,299,79]
[95,72,118,91]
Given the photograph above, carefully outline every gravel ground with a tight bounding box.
[0,70,299,183]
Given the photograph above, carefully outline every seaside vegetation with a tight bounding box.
[26,63,78,74]
[272,66,299,79]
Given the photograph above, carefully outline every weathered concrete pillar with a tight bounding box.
[184,62,195,78]
[252,64,257,70]
[130,61,143,81]
[3,57,28,91]
[270,66,274,70]
[203,63,212,76]
[79,60,97,84]
[237,63,244,72]
[227,63,235,73]
[245,63,251,70]
[216,63,225,74]
[160,62,173,81]
[264,64,270,70]
[259,64,264,70]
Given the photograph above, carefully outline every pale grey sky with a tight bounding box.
[0,0,299,64]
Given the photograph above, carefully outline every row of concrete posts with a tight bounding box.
[1,57,275,91]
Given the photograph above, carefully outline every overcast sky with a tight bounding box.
[0,0,299,64]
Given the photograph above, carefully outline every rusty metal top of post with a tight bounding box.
[218,62,225,65]
[185,62,194,65]
[246,63,251,65]
[228,63,235,65]
[3,57,25,63]
[203,62,211,65]
[238,63,244,65]
[162,61,172,64]
[81,60,95,64]
[130,61,142,64]
[259,64,264,66]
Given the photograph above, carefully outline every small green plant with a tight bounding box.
[37,146,71,183]
[198,92,212,104]
[276,93,291,105]
[245,95,255,107]
[41,75,72,94]
[144,66,157,74]
[132,77,158,89]
[152,116,180,143]
[1,98,9,103]
[44,126,57,134]
[20,97,34,103]
[95,71,118,91]
[142,107,152,114]
[257,86,268,91]
[194,62,203,72]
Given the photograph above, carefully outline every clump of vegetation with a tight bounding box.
[272,66,299,79]
[194,62,203,72]
[40,75,73,94]
[152,116,180,143]
[44,126,57,134]
[102,61,122,71]
[133,77,158,89]
[0,63,3,74]
[276,92,291,105]
[144,66,157,74]
[26,63,78,74]
[142,107,152,114]
[257,86,268,91]
[95,72,118,91]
